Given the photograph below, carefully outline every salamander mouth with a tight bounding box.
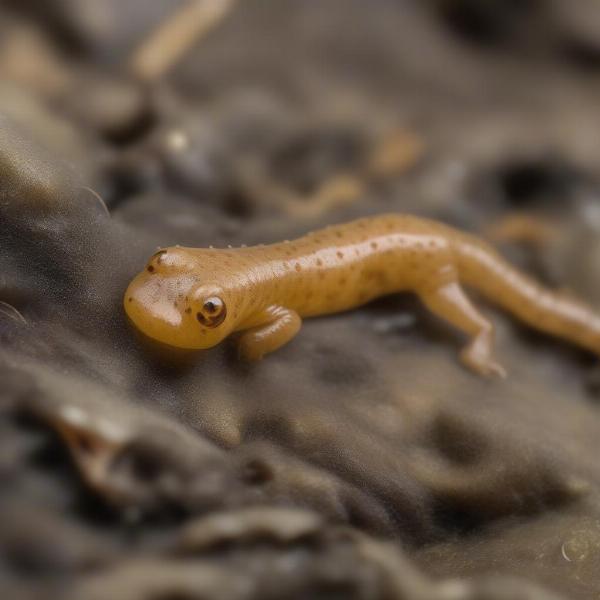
[124,316,206,364]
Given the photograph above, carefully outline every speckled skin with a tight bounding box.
[124,214,600,376]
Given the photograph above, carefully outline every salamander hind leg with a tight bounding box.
[237,306,302,361]
[417,279,507,378]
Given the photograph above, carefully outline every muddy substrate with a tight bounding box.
[3,1,600,599]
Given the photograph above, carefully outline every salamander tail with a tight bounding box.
[453,232,600,356]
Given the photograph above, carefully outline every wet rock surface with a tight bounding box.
[2,1,600,598]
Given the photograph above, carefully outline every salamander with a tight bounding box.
[124,214,600,376]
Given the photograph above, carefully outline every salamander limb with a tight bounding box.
[419,280,506,378]
[124,214,600,376]
[237,306,302,362]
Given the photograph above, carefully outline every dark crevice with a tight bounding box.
[103,104,158,148]
[561,39,600,71]
[497,159,578,206]
[437,0,541,47]
[15,413,121,526]
[269,129,365,195]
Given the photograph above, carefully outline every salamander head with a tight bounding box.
[124,248,237,350]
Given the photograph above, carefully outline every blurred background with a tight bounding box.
[3,1,600,599]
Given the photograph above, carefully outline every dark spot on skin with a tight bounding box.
[185,307,192,314]
[337,251,344,259]
[128,297,133,302]
[147,265,155,273]
[370,242,378,250]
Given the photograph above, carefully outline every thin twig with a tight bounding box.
[81,186,110,217]
[0,301,28,325]
[129,0,236,82]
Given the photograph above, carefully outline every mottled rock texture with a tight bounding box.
[3,1,600,598]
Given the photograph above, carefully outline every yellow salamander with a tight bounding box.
[124,214,600,376]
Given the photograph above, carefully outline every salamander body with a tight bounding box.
[125,214,600,376]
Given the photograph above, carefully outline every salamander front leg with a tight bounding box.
[418,281,507,378]
[237,306,302,361]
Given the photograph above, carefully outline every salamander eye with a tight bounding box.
[196,296,226,328]
[203,298,221,314]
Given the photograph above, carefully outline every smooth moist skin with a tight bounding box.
[124,214,600,376]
